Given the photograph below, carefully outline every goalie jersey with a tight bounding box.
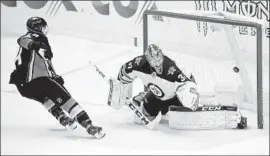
[117,55,195,101]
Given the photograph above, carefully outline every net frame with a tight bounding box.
[142,10,264,129]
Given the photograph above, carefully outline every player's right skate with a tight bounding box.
[86,124,105,139]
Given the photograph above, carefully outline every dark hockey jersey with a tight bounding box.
[118,55,194,101]
[10,33,56,85]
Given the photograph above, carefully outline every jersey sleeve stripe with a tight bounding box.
[118,74,133,84]
[118,70,132,83]
[44,60,53,77]
[27,51,36,82]
[18,37,33,50]
[120,71,133,82]
[121,64,134,81]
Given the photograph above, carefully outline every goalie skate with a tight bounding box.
[237,116,247,129]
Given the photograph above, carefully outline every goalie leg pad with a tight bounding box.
[168,105,247,129]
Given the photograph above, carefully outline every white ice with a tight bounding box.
[1,34,269,155]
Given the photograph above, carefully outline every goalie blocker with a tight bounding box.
[169,105,247,130]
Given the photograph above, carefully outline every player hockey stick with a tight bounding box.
[88,61,162,130]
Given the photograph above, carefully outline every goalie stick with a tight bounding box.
[88,61,162,130]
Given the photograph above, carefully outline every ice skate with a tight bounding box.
[58,114,77,130]
[86,124,105,139]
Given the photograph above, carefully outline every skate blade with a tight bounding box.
[65,124,78,131]
[94,130,106,139]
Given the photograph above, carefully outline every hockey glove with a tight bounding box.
[54,75,64,85]
[176,81,199,111]
[44,49,53,59]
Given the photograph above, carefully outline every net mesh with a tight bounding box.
[146,11,269,128]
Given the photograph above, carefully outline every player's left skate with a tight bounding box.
[58,114,77,130]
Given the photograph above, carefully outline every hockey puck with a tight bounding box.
[233,67,240,73]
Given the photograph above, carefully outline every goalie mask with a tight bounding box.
[145,44,164,74]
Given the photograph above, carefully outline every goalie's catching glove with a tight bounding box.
[175,81,199,111]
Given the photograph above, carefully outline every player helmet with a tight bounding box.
[145,44,164,74]
[26,17,49,36]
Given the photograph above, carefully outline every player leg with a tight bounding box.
[15,81,77,130]
[43,97,77,130]
[18,77,105,138]
[132,91,164,125]
[169,104,247,129]
[46,77,78,129]
[160,96,184,116]
[44,77,105,138]
[169,81,247,129]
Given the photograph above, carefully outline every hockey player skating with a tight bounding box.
[9,17,105,138]
[108,44,247,129]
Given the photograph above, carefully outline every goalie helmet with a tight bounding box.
[145,44,164,74]
[26,17,49,36]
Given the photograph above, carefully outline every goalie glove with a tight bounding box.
[175,81,199,111]
[108,78,133,110]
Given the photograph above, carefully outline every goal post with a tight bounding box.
[142,10,266,129]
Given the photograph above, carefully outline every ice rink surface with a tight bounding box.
[1,34,269,155]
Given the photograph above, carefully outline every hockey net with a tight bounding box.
[143,10,269,129]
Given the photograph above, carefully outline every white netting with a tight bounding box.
[146,11,269,128]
